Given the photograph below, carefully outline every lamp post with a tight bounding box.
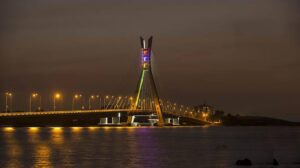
[104,95,109,109]
[72,94,82,110]
[100,96,102,109]
[95,95,101,109]
[5,92,12,112]
[88,95,95,110]
[53,93,61,111]
[29,93,39,112]
[37,95,42,111]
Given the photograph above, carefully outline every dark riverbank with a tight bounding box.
[221,115,300,126]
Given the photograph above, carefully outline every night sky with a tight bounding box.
[1,0,300,121]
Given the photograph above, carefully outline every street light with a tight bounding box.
[53,93,61,111]
[5,92,12,112]
[29,93,39,112]
[96,95,101,109]
[88,95,95,110]
[104,95,109,109]
[72,94,82,110]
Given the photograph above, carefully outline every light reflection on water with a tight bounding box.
[0,126,299,168]
[3,129,22,168]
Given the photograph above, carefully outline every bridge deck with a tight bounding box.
[0,109,210,125]
[0,109,157,117]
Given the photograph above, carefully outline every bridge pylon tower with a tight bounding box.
[129,36,164,126]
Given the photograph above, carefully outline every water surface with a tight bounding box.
[0,126,299,168]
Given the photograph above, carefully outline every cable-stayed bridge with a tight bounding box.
[0,97,210,126]
[0,37,210,126]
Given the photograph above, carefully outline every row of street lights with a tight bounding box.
[3,92,59,112]
[73,94,134,110]
[3,92,134,112]
[53,93,61,111]
[72,94,101,110]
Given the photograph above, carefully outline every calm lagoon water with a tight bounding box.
[0,126,299,168]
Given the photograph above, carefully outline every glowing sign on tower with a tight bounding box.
[142,48,150,69]
[140,37,152,70]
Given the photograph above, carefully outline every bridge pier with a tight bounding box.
[99,117,108,125]
[126,116,133,125]
[165,117,180,126]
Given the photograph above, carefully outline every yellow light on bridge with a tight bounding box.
[103,127,111,131]
[28,127,39,132]
[202,113,209,118]
[3,127,14,132]
[53,93,62,111]
[116,126,124,130]
[32,93,38,98]
[71,127,82,132]
[74,94,79,99]
[213,120,221,124]
[5,92,12,96]
[88,127,98,131]
[55,93,61,99]
[51,127,63,132]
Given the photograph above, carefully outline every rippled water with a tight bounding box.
[0,126,299,168]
